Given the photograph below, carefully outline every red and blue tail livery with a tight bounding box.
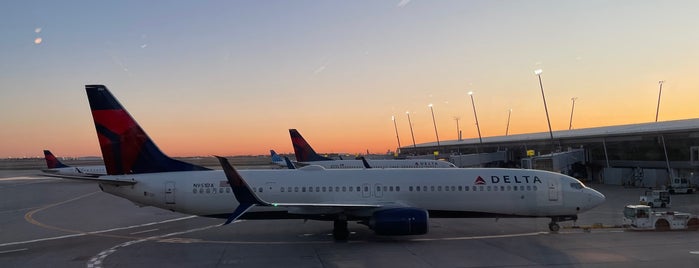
[85,85,210,175]
[43,150,69,169]
[289,129,333,162]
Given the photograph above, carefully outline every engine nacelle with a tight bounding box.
[369,208,429,236]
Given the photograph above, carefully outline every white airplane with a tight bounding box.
[41,150,107,178]
[82,84,605,240]
[289,129,457,168]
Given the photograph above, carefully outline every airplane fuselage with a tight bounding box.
[299,159,456,169]
[99,167,604,220]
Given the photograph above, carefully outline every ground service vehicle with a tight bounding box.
[623,205,699,231]
[639,189,670,208]
[668,177,695,194]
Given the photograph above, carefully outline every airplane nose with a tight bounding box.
[588,189,606,207]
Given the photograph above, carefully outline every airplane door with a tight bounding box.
[362,183,370,198]
[548,180,559,202]
[165,182,176,204]
[374,183,383,198]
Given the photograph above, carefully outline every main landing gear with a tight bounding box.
[549,215,578,232]
[333,219,349,241]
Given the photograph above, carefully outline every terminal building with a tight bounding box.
[398,118,699,188]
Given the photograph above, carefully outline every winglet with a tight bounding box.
[359,156,372,169]
[43,150,69,169]
[283,156,297,169]
[289,129,333,162]
[215,156,270,225]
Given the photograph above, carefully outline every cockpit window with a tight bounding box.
[570,182,584,190]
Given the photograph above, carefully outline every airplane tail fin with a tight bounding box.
[289,129,332,162]
[85,85,210,175]
[270,150,283,162]
[43,150,69,168]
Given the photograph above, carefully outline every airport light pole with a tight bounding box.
[454,116,461,141]
[391,115,401,152]
[535,69,554,142]
[406,111,417,152]
[505,109,512,136]
[428,104,440,147]
[468,91,483,144]
[656,80,664,122]
[569,97,577,130]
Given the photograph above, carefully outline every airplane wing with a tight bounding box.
[215,156,387,224]
[38,173,137,186]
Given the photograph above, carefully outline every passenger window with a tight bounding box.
[458,186,462,191]
[219,188,224,193]
[507,186,511,191]
[322,186,327,192]
[396,186,400,192]
[364,186,369,192]
[527,185,532,191]
[383,186,387,192]
[259,187,263,193]
[487,186,491,191]
[335,187,340,192]
[533,186,538,191]
[520,186,524,191]
[438,186,442,191]
[226,188,231,193]
[409,186,414,191]
[377,186,381,191]
[309,187,313,192]
[500,186,504,191]
[389,186,393,192]
[329,186,333,192]
[206,188,211,193]
[316,187,320,192]
[349,186,353,192]
[465,186,469,191]
[416,186,420,192]
[431,186,435,191]
[281,187,285,192]
[192,189,197,194]
[451,186,455,191]
[342,186,347,192]
[356,186,361,192]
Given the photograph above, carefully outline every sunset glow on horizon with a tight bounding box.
[2,1,699,158]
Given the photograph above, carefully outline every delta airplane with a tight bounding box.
[41,150,107,178]
[81,84,605,241]
[289,129,457,169]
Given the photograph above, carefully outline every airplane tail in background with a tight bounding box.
[270,150,283,162]
[43,150,69,169]
[289,129,333,162]
[85,85,210,175]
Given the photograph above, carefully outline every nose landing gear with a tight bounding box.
[549,215,578,232]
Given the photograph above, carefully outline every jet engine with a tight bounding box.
[369,208,429,235]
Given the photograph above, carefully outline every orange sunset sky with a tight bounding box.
[2,1,699,158]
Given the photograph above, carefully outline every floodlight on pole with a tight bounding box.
[569,97,577,130]
[391,115,401,151]
[535,69,554,143]
[406,111,417,152]
[468,91,483,144]
[428,104,440,147]
[656,80,664,122]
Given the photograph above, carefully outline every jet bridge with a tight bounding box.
[449,151,507,167]
[521,149,586,174]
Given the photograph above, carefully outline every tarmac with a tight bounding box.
[1,168,698,267]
